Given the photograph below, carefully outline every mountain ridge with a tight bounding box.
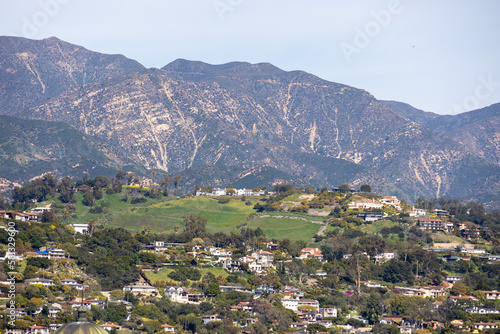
[0,36,499,206]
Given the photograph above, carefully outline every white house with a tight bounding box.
[25,278,55,287]
[202,314,221,324]
[60,279,88,290]
[164,286,203,304]
[251,250,274,267]
[28,326,49,334]
[319,307,338,318]
[407,208,427,217]
[239,256,262,272]
[123,282,158,295]
[374,252,395,263]
[161,324,175,332]
[36,247,66,259]
[100,323,122,331]
[212,188,227,196]
[380,196,401,210]
[298,298,320,311]
[70,223,90,235]
[282,298,299,311]
[347,198,384,210]
[483,290,500,300]
[30,207,51,214]
[299,248,324,261]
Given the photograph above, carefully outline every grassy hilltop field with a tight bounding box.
[68,188,325,242]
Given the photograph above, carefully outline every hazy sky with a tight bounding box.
[1,0,500,114]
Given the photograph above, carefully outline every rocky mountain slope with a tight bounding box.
[0,36,145,116]
[1,37,499,204]
[383,100,500,168]
[0,114,140,185]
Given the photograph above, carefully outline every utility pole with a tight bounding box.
[356,253,361,295]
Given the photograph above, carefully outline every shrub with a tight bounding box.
[218,198,230,204]
[89,206,104,214]
[130,197,148,204]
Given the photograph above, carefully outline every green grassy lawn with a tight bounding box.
[358,220,400,235]
[145,266,229,284]
[68,194,256,234]
[66,193,324,241]
[245,216,321,242]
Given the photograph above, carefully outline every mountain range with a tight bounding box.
[0,36,499,208]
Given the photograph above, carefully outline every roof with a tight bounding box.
[254,250,273,255]
[53,309,109,334]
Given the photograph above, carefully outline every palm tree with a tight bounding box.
[161,176,172,196]
[173,174,181,196]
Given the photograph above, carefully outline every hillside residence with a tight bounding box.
[347,198,384,210]
[46,305,61,317]
[445,276,462,283]
[380,317,404,325]
[357,212,383,222]
[202,314,221,324]
[432,209,449,217]
[70,223,90,235]
[30,206,51,214]
[299,247,324,261]
[373,252,395,263]
[285,298,320,311]
[264,242,279,250]
[251,250,274,267]
[417,218,445,231]
[162,324,175,332]
[25,278,55,287]
[239,256,262,272]
[164,286,203,303]
[399,286,445,298]
[237,188,265,196]
[473,323,500,330]
[68,299,106,310]
[2,211,40,222]
[100,323,122,331]
[49,324,63,332]
[466,307,500,314]
[196,188,264,196]
[152,241,169,252]
[483,290,500,300]
[365,282,383,288]
[318,307,338,318]
[479,255,500,261]
[380,196,401,210]
[220,284,247,293]
[60,279,88,290]
[461,228,481,240]
[284,286,305,298]
[407,207,427,217]
[221,258,241,272]
[123,282,158,295]
[210,247,233,257]
[282,298,299,311]
[28,325,49,334]
[36,247,66,259]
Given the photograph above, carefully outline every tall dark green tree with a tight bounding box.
[58,177,75,203]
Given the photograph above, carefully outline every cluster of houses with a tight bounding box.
[0,206,51,223]
[195,188,266,197]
